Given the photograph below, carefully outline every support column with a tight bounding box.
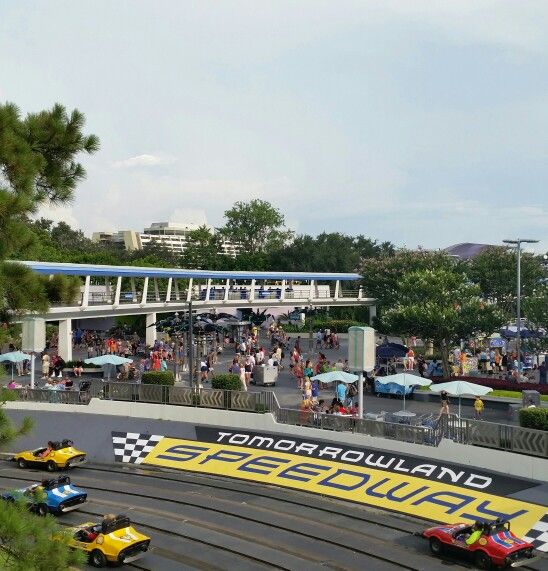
[186,278,193,302]
[154,278,160,301]
[205,278,212,301]
[58,319,73,362]
[334,280,340,299]
[146,313,157,347]
[224,279,230,301]
[280,279,286,300]
[309,280,315,300]
[81,276,91,308]
[166,278,172,302]
[114,277,122,306]
[249,279,256,301]
[141,277,149,305]
[369,305,377,326]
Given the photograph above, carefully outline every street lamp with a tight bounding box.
[173,312,180,382]
[502,238,539,371]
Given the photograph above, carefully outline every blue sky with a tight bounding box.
[1,1,546,252]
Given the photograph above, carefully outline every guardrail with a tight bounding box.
[5,384,547,457]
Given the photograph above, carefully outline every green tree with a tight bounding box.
[219,199,293,255]
[0,101,97,567]
[360,250,458,308]
[180,225,225,269]
[0,103,98,333]
[380,268,505,377]
[466,247,544,314]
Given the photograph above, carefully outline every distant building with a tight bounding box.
[92,221,238,256]
[443,242,500,260]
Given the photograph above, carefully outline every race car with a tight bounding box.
[12,439,86,471]
[421,519,538,568]
[67,514,151,567]
[1,475,87,516]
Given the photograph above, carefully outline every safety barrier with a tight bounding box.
[5,384,547,457]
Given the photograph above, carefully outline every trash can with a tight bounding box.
[522,390,540,408]
[252,365,278,386]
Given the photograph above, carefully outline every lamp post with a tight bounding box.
[173,312,180,382]
[502,238,539,372]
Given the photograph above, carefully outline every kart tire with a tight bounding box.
[17,458,27,469]
[429,537,443,556]
[36,503,48,517]
[89,549,107,568]
[46,460,57,472]
[474,551,491,569]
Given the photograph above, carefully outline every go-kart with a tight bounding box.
[421,519,538,568]
[67,514,151,567]
[1,475,87,515]
[12,439,86,471]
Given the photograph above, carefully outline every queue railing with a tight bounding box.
[5,383,547,457]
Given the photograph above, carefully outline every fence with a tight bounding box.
[6,384,547,458]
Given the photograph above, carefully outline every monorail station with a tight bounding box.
[16,261,374,360]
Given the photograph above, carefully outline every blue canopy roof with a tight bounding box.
[16,261,361,281]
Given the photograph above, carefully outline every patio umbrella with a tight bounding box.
[85,355,133,382]
[311,371,359,384]
[430,380,492,418]
[376,342,408,359]
[0,351,31,381]
[375,372,432,412]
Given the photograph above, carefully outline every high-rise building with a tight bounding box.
[91,221,238,256]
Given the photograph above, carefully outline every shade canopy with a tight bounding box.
[84,355,133,366]
[375,372,432,388]
[0,351,31,363]
[311,371,359,384]
[429,380,492,397]
[376,342,408,359]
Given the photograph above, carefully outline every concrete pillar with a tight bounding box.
[146,313,157,347]
[334,280,340,299]
[309,280,315,300]
[81,276,91,308]
[224,279,230,301]
[186,278,193,302]
[280,279,286,300]
[369,305,377,326]
[166,278,172,302]
[58,319,73,362]
[249,279,256,301]
[114,277,122,306]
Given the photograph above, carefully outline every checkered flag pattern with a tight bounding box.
[523,514,548,553]
[112,432,163,464]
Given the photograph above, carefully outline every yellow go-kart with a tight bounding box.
[68,514,151,567]
[13,439,87,472]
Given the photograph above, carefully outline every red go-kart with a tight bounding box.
[421,519,538,568]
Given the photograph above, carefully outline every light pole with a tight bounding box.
[503,238,539,372]
[173,312,180,382]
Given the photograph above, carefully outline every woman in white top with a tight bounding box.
[42,353,50,379]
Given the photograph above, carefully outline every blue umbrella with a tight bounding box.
[0,351,31,381]
[85,355,133,381]
[377,342,408,359]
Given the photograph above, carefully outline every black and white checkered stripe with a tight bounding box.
[523,514,548,553]
[112,432,163,464]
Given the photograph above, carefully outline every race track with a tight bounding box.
[0,461,544,571]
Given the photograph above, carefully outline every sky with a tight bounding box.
[1,1,547,253]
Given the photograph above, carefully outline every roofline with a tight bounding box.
[14,261,362,281]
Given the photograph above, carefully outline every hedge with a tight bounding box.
[518,408,548,431]
[211,374,241,391]
[64,360,101,369]
[141,371,175,386]
[455,376,548,395]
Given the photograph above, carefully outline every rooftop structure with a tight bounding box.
[443,242,500,260]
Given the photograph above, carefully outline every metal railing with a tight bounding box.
[6,383,546,457]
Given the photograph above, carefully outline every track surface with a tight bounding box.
[0,462,544,571]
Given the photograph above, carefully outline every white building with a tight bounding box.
[92,221,238,256]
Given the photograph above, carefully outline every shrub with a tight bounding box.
[211,374,241,391]
[313,319,366,332]
[455,376,548,395]
[519,408,548,431]
[64,360,101,369]
[141,371,175,386]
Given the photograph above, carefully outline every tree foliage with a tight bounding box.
[380,269,506,376]
[219,199,294,255]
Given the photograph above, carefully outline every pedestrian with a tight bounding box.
[406,348,415,370]
[474,396,484,419]
[336,381,346,405]
[438,390,450,419]
[41,353,50,379]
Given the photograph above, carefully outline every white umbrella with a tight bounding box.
[430,380,492,418]
[0,351,31,381]
[85,355,133,381]
[375,372,432,412]
[311,371,359,384]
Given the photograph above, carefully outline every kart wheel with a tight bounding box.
[429,537,443,556]
[17,458,27,469]
[46,460,57,472]
[89,549,107,568]
[36,503,48,517]
[474,551,492,569]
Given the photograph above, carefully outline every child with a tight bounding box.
[474,396,484,419]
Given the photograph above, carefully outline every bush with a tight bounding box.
[141,371,175,386]
[211,374,241,391]
[519,408,548,431]
[456,376,548,395]
[313,319,366,332]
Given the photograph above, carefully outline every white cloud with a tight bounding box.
[34,204,80,228]
[113,154,176,168]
